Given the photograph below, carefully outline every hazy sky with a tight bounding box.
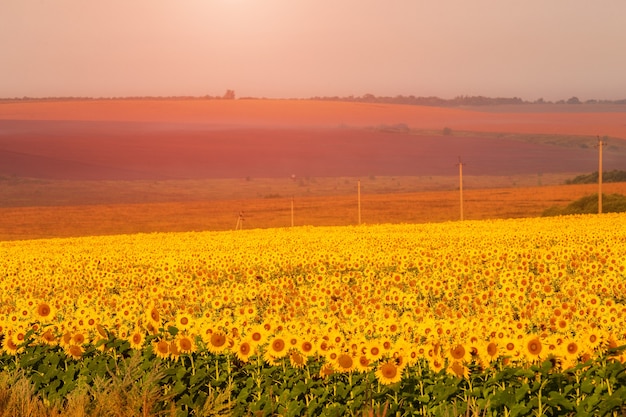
[2,0,626,101]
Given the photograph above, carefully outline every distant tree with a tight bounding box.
[566,170,626,184]
[567,96,581,104]
[223,90,236,100]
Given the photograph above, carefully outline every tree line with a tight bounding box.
[305,94,626,107]
[3,92,626,107]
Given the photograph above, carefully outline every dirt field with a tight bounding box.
[1,99,625,240]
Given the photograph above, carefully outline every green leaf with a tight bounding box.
[515,383,530,402]
[291,380,307,398]
[350,382,366,397]
[491,387,515,409]
[171,379,187,396]
[433,383,458,402]
[321,402,346,417]
[285,400,305,417]
[509,402,531,417]
[175,366,188,380]
[598,386,626,415]
[578,394,600,413]
[236,387,250,403]
[334,381,349,400]
[417,394,430,404]
[46,379,62,398]
[581,378,595,394]
[188,367,207,387]
[179,393,195,409]
[546,391,573,411]
[48,353,61,368]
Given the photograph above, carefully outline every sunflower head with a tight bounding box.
[204,331,230,354]
[375,359,403,385]
[176,333,197,354]
[66,344,84,360]
[128,328,146,350]
[153,338,170,359]
[289,351,307,369]
[234,338,256,363]
[335,352,356,373]
[34,302,56,323]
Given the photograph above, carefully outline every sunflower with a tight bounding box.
[447,360,470,379]
[364,341,384,362]
[169,340,181,361]
[246,325,269,346]
[428,357,445,374]
[40,328,58,346]
[501,338,521,361]
[205,331,230,354]
[559,339,580,370]
[1,335,22,355]
[402,344,425,367]
[153,338,170,359]
[234,338,256,363]
[72,331,88,346]
[174,311,195,332]
[176,333,197,354]
[285,333,301,351]
[65,344,84,360]
[145,303,162,329]
[581,328,608,352]
[96,324,109,340]
[355,354,373,373]
[128,327,146,350]
[375,359,403,385]
[267,335,288,358]
[448,343,472,363]
[523,335,544,363]
[60,331,73,348]
[481,340,500,364]
[319,362,335,379]
[298,339,316,357]
[289,351,307,369]
[317,339,331,355]
[34,302,56,323]
[335,352,356,373]
[327,331,344,348]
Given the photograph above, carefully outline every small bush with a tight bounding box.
[542,193,626,216]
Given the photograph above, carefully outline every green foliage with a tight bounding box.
[566,170,626,184]
[2,343,626,416]
[542,193,626,216]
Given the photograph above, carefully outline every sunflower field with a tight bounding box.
[1,213,626,416]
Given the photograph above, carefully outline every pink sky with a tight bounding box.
[2,0,626,101]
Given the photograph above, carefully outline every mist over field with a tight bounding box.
[1,99,625,182]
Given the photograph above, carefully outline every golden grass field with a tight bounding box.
[1,179,625,241]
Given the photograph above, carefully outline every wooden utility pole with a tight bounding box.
[597,136,606,214]
[235,211,245,230]
[457,157,464,221]
[357,179,361,225]
[291,196,294,227]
